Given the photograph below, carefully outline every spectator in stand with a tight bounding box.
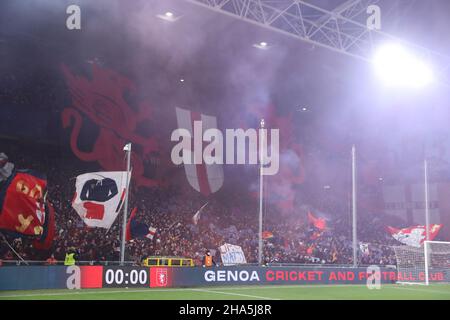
[45,254,58,265]
[64,247,78,266]
[202,250,217,267]
[0,140,401,266]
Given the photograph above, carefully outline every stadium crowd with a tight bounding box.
[0,140,399,267]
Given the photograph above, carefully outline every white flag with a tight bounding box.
[72,171,131,229]
[146,227,157,240]
[359,242,370,255]
[192,202,208,225]
[387,224,442,247]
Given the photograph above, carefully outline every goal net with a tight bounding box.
[393,241,450,285]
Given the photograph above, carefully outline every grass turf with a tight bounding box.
[1,284,450,300]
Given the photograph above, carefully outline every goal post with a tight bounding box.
[424,241,450,285]
[393,241,450,285]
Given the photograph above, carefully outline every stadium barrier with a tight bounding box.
[142,256,194,267]
[0,265,412,291]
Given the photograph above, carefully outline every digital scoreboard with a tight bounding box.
[102,267,149,288]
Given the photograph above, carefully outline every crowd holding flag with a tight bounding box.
[307,211,327,240]
[359,242,370,256]
[262,231,274,239]
[307,211,327,231]
[386,224,442,247]
[146,227,157,240]
[1,140,448,265]
[192,202,208,225]
[72,171,131,229]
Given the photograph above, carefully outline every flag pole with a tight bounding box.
[424,159,430,241]
[258,119,265,266]
[0,233,29,265]
[120,143,132,266]
[352,145,358,268]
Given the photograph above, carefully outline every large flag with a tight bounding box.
[0,169,55,249]
[387,224,442,247]
[0,170,49,237]
[192,202,208,225]
[72,171,131,229]
[175,107,224,196]
[307,211,327,231]
[126,207,156,241]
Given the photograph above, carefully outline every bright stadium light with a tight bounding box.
[253,41,270,50]
[300,106,308,112]
[373,43,434,88]
[156,11,181,22]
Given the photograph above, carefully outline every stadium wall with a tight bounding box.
[0,265,425,291]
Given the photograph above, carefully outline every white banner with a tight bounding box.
[219,243,247,266]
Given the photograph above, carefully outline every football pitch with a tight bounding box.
[1,284,450,300]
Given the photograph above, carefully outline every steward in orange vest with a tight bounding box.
[202,250,216,267]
